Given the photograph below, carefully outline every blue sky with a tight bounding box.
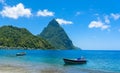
[0,0,120,50]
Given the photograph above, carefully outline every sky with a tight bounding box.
[0,0,120,50]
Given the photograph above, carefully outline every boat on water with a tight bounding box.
[16,52,26,56]
[63,58,87,65]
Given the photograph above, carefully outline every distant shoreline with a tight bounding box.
[0,46,35,50]
[0,46,81,50]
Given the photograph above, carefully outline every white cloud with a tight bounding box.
[111,13,120,20]
[88,20,110,30]
[37,9,54,17]
[56,18,73,25]
[0,3,32,19]
[104,15,110,24]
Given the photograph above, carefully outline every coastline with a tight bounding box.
[0,47,36,50]
[0,64,118,73]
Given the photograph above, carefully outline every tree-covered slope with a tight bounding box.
[0,26,54,49]
[39,19,75,49]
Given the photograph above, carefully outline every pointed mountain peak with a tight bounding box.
[51,18,56,22]
[50,18,57,23]
[39,19,76,49]
[48,18,60,27]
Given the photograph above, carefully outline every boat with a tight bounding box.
[63,58,87,65]
[16,52,26,56]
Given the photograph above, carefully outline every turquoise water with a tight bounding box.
[0,49,120,73]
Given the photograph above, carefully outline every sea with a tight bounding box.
[0,49,120,73]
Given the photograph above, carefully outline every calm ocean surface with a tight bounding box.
[0,49,120,73]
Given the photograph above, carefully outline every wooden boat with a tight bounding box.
[63,58,87,65]
[16,52,26,56]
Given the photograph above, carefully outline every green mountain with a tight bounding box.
[39,19,76,49]
[0,26,54,49]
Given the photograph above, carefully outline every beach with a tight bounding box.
[0,64,117,73]
[0,65,29,73]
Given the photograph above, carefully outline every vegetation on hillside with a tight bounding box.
[39,19,75,49]
[0,26,54,49]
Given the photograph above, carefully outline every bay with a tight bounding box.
[0,49,120,73]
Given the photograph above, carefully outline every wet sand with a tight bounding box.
[0,65,30,73]
[0,64,118,73]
